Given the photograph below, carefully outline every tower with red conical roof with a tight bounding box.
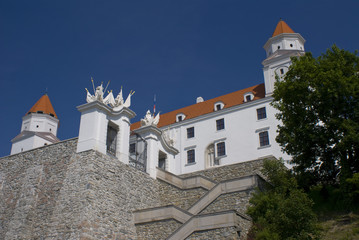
[10,94,60,155]
[262,19,306,96]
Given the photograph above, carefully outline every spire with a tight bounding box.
[272,19,295,37]
[27,94,58,118]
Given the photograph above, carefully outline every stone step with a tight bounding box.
[166,210,242,240]
[156,167,216,190]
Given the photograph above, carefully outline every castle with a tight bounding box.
[2,20,304,239]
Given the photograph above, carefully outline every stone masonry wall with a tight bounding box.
[156,180,207,210]
[186,226,240,240]
[179,159,265,182]
[1,138,266,240]
[0,139,162,240]
[136,219,182,240]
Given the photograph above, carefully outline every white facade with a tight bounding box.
[77,101,136,164]
[21,113,59,135]
[131,97,289,175]
[128,20,304,175]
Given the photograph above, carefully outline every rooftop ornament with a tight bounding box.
[85,78,135,110]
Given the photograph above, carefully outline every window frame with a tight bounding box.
[259,131,270,147]
[187,127,195,139]
[216,118,225,131]
[187,149,195,164]
[216,142,226,157]
[257,107,267,120]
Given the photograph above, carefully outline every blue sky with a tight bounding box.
[1,0,359,157]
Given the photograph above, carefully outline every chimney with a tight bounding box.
[196,97,204,103]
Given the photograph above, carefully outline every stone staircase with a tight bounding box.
[134,168,262,239]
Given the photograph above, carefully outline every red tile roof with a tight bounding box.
[272,20,295,37]
[27,94,58,118]
[131,83,265,131]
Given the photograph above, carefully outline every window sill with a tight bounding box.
[257,118,267,122]
[216,154,227,159]
[185,162,196,166]
[257,144,271,150]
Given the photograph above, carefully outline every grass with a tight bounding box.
[319,213,359,240]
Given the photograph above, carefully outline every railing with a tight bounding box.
[129,155,146,173]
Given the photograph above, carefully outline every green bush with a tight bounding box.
[247,159,320,239]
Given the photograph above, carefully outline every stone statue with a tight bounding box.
[140,110,160,127]
[84,79,135,111]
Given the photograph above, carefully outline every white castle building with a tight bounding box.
[11,20,305,178]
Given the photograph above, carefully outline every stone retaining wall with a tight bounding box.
[0,139,266,239]
[136,219,182,240]
[180,159,265,182]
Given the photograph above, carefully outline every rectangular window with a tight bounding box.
[216,142,226,157]
[129,143,136,154]
[106,125,118,156]
[259,131,270,147]
[187,149,195,164]
[216,104,221,111]
[187,127,194,138]
[257,107,267,120]
[216,118,225,131]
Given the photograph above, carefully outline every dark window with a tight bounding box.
[187,127,194,138]
[187,149,195,164]
[159,158,166,170]
[106,125,118,156]
[216,104,222,111]
[280,68,284,74]
[290,44,293,47]
[50,113,54,117]
[217,142,226,157]
[49,128,52,131]
[278,46,280,49]
[257,107,267,120]
[129,143,136,154]
[246,95,252,102]
[36,125,39,128]
[177,116,183,122]
[37,111,43,114]
[259,131,270,147]
[216,119,225,131]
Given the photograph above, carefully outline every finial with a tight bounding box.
[45,87,48,95]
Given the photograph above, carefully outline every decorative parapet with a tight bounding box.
[85,79,135,111]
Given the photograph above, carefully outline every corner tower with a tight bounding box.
[262,19,305,96]
[11,94,60,154]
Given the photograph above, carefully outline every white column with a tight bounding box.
[77,102,109,155]
[134,126,161,179]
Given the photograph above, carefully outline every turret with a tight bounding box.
[262,20,306,96]
[11,94,60,154]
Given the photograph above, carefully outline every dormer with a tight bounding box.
[214,101,224,111]
[243,92,254,102]
[176,113,186,122]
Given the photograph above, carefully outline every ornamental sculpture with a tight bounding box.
[85,78,135,110]
[140,110,160,127]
